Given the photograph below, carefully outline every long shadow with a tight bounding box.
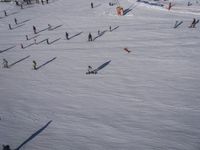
[0,46,16,54]
[93,4,101,8]
[36,57,56,70]
[36,27,49,34]
[47,38,61,45]
[7,11,19,16]
[21,43,35,49]
[35,38,48,45]
[49,24,62,31]
[69,32,83,40]
[8,55,30,68]
[110,26,119,32]
[11,24,25,30]
[18,19,31,25]
[15,120,52,150]
[27,34,40,40]
[93,30,107,41]
[123,8,132,15]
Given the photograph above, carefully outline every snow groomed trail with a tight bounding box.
[0,0,200,150]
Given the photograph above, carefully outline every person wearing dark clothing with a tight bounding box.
[14,18,18,25]
[33,60,37,70]
[2,59,8,68]
[4,10,7,16]
[33,26,36,34]
[191,18,196,28]
[91,2,93,8]
[65,32,69,40]
[88,66,93,73]
[8,24,12,30]
[88,33,92,41]
[41,0,44,5]
[2,145,11,150]
[46,0,48,4]
[109,26,112,31]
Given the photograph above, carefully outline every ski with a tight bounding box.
[174,21,183,28]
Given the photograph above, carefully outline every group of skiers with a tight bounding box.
[1,58,37,70]
[15,0,49,6]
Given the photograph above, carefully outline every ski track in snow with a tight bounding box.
[0,0,200,150]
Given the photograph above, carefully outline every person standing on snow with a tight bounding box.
[32,60,37,70]
[88,33,93,41]
[33,25,37,34]
[91,2,94,8]
[65,32,69,40]
[2,58,8,68]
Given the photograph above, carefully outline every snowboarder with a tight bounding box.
[2,145,11,150]
[33,60,37,70]
[91,2,93,8]
[2,59,8,68]
[33,25,37,34]
[14,18,18,25]
[65,32,69,40]
[88,33,93,41]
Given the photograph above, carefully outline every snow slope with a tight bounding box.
[0,0,200,150]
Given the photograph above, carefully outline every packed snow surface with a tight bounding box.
[0,0,200,149]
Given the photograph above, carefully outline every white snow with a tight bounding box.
[0,0,200,150]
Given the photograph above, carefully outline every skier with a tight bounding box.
[91,2,93,8]
[4,10,7,16]
[41,0,44,5]
[65,32,69,40]
[190,18,196,28]
[46,39,50,44]
[2,145,11,150]
[88,33,93,41]
[2,58,8,68]
[33,60,37,70]
[14,18,18,25]
[8,24,12,30]
[46,0,48,4]
[48,24,52,30]
[109,26,112,31]
[98,30,101,35]
[33,25,36,34]
[26,35,28,40]
[15,1,19,6]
